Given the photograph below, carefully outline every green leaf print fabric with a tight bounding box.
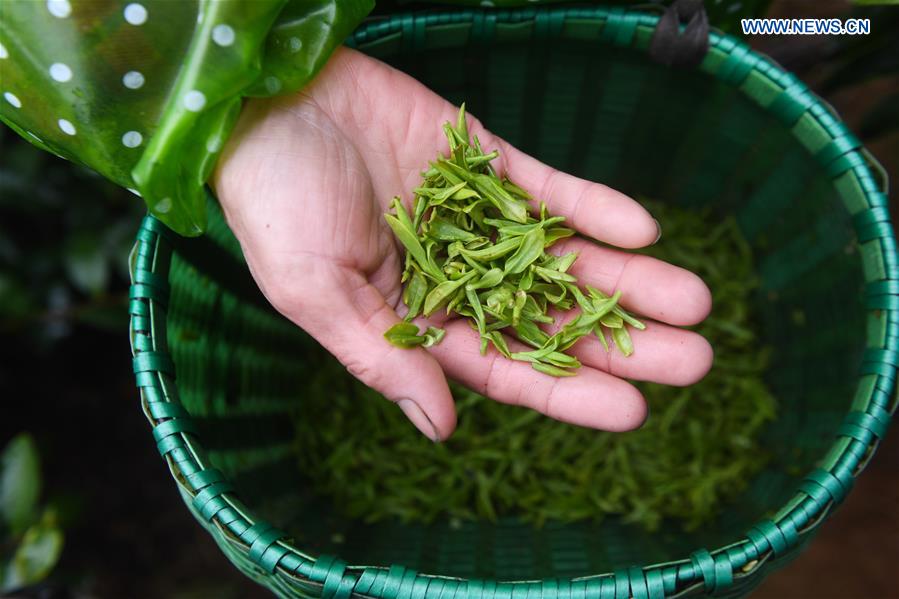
[0,0,374,236]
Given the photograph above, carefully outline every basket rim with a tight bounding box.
[128,6,898,598]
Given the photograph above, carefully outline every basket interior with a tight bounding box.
[163,23,865,580]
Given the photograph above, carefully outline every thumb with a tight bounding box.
[301,276,457,442]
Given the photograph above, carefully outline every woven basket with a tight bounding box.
[128,6,898,598]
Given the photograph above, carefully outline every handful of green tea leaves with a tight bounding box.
[383,106,644,376]
[293,200,777,530]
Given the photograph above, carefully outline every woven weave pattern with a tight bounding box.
[128,7,897,598]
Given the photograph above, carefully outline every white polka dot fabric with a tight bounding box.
[0,0,376,234]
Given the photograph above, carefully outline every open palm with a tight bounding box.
[213,48,713,441]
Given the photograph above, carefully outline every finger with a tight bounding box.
[425,319,647,432]
[319,52,656,248]
[468,125,660,249]
[564,319,714,386]
[291,271,457,441]
[550,238,712,326]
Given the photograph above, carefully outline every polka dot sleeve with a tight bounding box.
[0,0,374,236]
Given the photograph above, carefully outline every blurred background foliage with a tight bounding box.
[0,126,143,351]
[0,434,65,594]
[0,1,896,596]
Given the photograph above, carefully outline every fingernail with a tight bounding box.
[397,399,441,442]
[652,219,662,245]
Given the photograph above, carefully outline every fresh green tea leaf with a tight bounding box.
[423,272,476,316]
[531,362,578,377]
[382,105,644,375]
[422,326,446,348]
[504,227,545,275]
[402,270,428,320]
[384,322,426,348]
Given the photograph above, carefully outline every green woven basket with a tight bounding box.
[128,6,898,598]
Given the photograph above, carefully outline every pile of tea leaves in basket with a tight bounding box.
[381,106,644,375]
[292,199,777,531]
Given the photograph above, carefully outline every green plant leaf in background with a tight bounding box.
[0,276,32,323]
[0,434,40,536]
[0,436,65,593]
[1,511,64,593]
[63,233,110,297]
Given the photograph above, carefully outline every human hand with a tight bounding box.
[212,48,713,441]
